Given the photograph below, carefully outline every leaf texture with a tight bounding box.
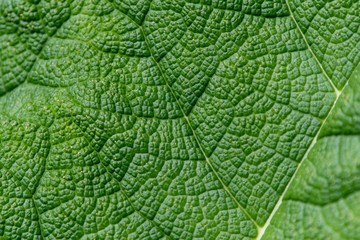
[0,0,359,239]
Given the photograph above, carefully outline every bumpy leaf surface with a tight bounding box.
[0,0,359,239]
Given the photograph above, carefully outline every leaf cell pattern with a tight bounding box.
[0,0,359,239]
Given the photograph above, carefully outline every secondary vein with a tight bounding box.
[116,7,261,229]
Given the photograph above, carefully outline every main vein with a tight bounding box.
[256,1,347,239]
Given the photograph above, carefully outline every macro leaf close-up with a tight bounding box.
[0,0,360,239]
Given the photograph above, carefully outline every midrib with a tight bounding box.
[256,1,346,239]
[117,2,347,238]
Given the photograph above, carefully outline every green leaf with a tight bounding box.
[261,63,360,240]
[0,0,359,239]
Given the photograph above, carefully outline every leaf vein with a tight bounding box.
[114,3,261,229]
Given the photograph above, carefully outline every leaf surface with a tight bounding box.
[0,0,359,239]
